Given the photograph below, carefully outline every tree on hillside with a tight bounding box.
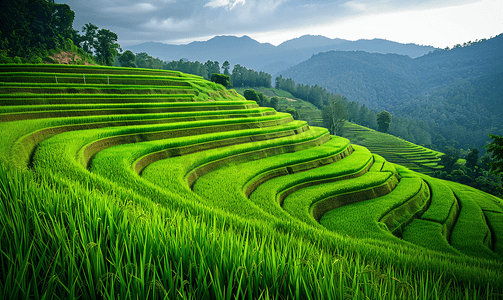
[204,60,220,79]
[211,73,231,88]
[118,50,136,68]
[244,89,260,102]
[222,60,230,76]
[377,111,392,133]
[484,134,503,174]
[270,97,279,110]
[285,108,300,120]
[0,0,76,57]
[440,146,460,174]
[322,97,349,136]
[81,23,98,55]
[465,148,479,169]
[95,28,121,66]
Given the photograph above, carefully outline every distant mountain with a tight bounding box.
[125,35,437,75]
[279,34,503,150]
[277,35,347,50]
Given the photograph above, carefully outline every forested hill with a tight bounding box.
[279,34,503,151]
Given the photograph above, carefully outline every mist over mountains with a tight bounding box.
[126,35,437,75]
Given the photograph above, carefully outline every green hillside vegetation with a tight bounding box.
[1,64,503,299]
[234,87,323,126]
[342,122,443,174]
[279,35,503,152]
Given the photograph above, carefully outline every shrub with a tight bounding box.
[210,73,231,88]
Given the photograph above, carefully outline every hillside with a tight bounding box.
[342,122,443,174]
[233,87,323,126]
[126,35,437,76]
[1,64,503,299]
[279,34,503,151]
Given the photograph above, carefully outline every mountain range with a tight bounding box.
[126,35,437,75]
[279,34,503,150]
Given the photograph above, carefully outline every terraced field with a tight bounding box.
[343,122,443,174]
[1,64,502,299]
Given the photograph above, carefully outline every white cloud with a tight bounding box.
[142,17,195,30]
[104,3,156,14]
[256,0,286,14]
[341,0,367,12]
[315,0,503,48]
[204,0,245,10]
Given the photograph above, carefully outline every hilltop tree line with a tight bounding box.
[274,75,433,145]
[434,141,503,198]
[0,0,75,60]
[0,0,121,66]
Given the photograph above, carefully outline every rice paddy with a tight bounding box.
[0,64,502,299]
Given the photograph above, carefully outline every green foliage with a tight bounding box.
[210,73,231,88]
[222,60,230,76]
[322,97,348,135]
[285,108,299,120]
[118,50,137,68]
[270,96,279,110]
[279,36,503,152]
[231,64,271,88]
[95,29,121,66]
[275,75,337,108]
[377,110,392,133]
[440,147,460,174]
[80,23,98,55]
[0,0,75,57]
[244,89,260,101]
[485,134,503,174]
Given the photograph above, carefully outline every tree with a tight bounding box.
[440,146,460,174]
[81,23,98,55]
[377,111,392,133]
[118,50,136,68]
[465,148,479,169]
[222,60,230,76]
[322,97,349,136]
[0,0,76,57]
[285,108,300,120]
[204,60,220,79]
[270,97,279,110]
[95,28,121,66]
[484,134,503,174]
[210,73,230,88]
[243,89,260,102]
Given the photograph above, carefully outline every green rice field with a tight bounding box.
[0,64,502,299]
[342,122,444,174]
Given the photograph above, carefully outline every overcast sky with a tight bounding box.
[57,0,503,48]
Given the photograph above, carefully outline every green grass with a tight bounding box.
[0,94,196,106]
[1,64,503,299]
[234,87,323,126]
[448,185,499,260]
[402,219,462,255]
[343,122,443,174]
[320,175,425,240]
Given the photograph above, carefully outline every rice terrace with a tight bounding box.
[1,64,503,299]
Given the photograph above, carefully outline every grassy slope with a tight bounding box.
[341,122,443,174]
[1,65,503,300]
[233,87,323,126]
[234,87,445,174]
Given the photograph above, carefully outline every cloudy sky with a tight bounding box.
[57,0,503,48]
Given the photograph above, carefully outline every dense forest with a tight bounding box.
[279,35,503,152]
